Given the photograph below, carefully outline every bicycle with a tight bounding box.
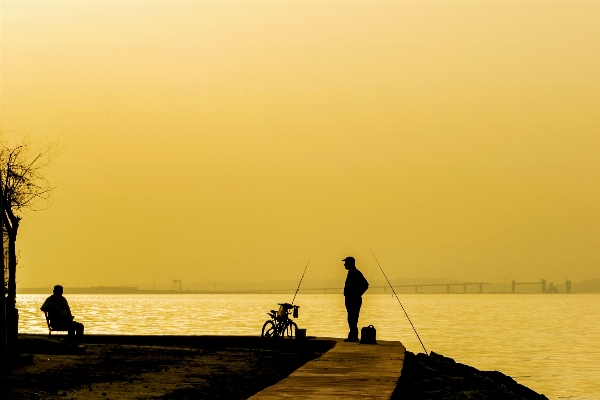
[261,303,299,338]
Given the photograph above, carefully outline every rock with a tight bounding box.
[392,351,548,400]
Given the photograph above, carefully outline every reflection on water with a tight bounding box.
[18,293,600,399]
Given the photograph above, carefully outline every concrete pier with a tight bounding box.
[250,338,405,399]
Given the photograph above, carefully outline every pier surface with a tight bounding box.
[250,338,405,399]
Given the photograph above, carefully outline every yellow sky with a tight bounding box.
[1,1,599,288]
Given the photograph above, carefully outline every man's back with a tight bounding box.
[344,268,369,297]
[41,294,71,320]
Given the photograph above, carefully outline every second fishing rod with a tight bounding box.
[369,248,428,355]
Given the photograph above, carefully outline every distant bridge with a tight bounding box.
[286,279,573,295]
[292,282,490,294]
[384,282,490,294]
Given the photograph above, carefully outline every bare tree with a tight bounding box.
[0,135,60,354]
[0,183,6,366]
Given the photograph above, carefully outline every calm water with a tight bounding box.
[18,293,600,399]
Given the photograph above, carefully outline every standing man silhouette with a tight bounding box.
[342,256,369,342]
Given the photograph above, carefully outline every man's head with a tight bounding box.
[53,285,64,296]
[342,256,356,270]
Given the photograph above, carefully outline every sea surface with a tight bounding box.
[18,293,600,399]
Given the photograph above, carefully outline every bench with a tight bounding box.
[44,311,70,338]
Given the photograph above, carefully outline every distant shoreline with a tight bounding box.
[19,287,300,295]
[19,286,600,295]
[21,278,600,294]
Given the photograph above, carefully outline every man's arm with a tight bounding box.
[64,299,73,319]
[56,297,73,319]
[40,296,52,312]
[358,271,369,295]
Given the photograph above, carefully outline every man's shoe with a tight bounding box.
[344,337,359,342]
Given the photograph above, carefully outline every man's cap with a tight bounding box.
[342,256,355,262]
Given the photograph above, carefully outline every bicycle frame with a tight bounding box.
[261,303,299,338]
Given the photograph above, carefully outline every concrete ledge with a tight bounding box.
[19,334,336,353]
[250,338,405,399]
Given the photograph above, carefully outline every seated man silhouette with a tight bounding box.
[41,285,84,343]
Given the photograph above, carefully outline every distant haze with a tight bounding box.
[1,1,599,289]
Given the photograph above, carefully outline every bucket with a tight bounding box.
[296,328,307,339]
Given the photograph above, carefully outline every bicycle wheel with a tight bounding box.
[261,320,276,338]
[284,321,298,338]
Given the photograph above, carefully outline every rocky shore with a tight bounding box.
[392,351,548,399]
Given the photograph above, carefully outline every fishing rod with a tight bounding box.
[291,258,310,306]
[369,247,428,355]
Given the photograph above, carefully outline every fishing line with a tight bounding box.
[291,258,310,306]
[369,247,428,355]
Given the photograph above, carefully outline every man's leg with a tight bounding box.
[67,322,76,343]
[73,321,84,343]
[345,296,362,340]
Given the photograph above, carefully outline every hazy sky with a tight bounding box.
[1,1,599,289]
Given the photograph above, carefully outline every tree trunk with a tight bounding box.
[0,179,7,367]
[0,252,6,367]
[5,307,17,358]
[5,224,18,357]
[6,234,16,308]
